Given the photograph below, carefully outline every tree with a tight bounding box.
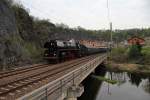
[129,44,142,59]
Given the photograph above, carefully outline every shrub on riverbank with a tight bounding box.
[141,47,150,65]
[128,44,142,59]
[110,47,128,63]
[111,46,150,65]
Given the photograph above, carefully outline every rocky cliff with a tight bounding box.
[0,0,28,69]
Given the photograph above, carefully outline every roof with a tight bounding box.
[127,36,145,41]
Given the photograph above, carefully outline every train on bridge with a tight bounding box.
[44,39,109,62]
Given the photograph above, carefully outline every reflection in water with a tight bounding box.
[78,76,102,100]
[78,65,106,100]
[79,71,150,100]
[128,73,142,87]
[96,72,150,100]
[108,72,127,86]
[143,78,150,94]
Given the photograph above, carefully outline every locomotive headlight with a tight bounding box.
[54,53,56,56]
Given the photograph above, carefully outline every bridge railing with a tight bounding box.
[18,54,107,100]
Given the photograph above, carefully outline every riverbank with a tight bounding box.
[106,61,150,74]
[106,46,150,74]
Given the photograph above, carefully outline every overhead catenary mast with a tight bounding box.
[107,0,113,47]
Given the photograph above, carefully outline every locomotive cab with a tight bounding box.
[44,40,58,59]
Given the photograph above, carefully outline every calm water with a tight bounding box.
[78,71,150,100]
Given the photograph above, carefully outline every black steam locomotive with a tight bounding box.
[44,39,108,62]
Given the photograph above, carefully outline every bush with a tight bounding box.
[141,47,150,65]
[128,44,142,59]
[111,47,128,62]
[24,42,43,62]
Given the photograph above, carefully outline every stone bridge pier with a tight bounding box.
[64,85,84,100]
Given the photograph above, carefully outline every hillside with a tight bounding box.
[0,0,150,69]
[0,0,100,69]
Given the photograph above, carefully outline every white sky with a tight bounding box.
[17,0,150,30]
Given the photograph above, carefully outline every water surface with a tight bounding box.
[79,72,150,100]
[96,72,150,100]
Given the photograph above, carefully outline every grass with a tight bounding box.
[92,75,118,84]
[106,61,150,74]
[110,47,128,63]
[141,46,150,65]
[110,46,150,65]
[142,46,150,54]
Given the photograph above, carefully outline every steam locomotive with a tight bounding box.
[44,39,108,62]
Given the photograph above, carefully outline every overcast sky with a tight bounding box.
[17,0,150,30]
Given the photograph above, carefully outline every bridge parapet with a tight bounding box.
[18,54,107,100]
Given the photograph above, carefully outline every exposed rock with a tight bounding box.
[0,0,24,68]
[13,5,37,41]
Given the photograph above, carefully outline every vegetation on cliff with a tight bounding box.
[0,0,150,69]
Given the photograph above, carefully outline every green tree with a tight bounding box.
[129,44,142,59]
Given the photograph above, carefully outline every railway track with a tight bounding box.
[0,56,89,79]
[0,54,100,100]
[0,56,94,86]
[0,59,78,79]
[0,64,51,79]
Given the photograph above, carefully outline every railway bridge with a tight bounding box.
[0,54,107,100]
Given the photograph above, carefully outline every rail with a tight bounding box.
[18,54,107,100]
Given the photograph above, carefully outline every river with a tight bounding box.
[78,70,150,100]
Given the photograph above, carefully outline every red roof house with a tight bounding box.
[127,36,145,45]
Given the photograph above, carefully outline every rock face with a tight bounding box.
[13,6,37,41]
[0,0,22,68]
[0,1,17,36]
